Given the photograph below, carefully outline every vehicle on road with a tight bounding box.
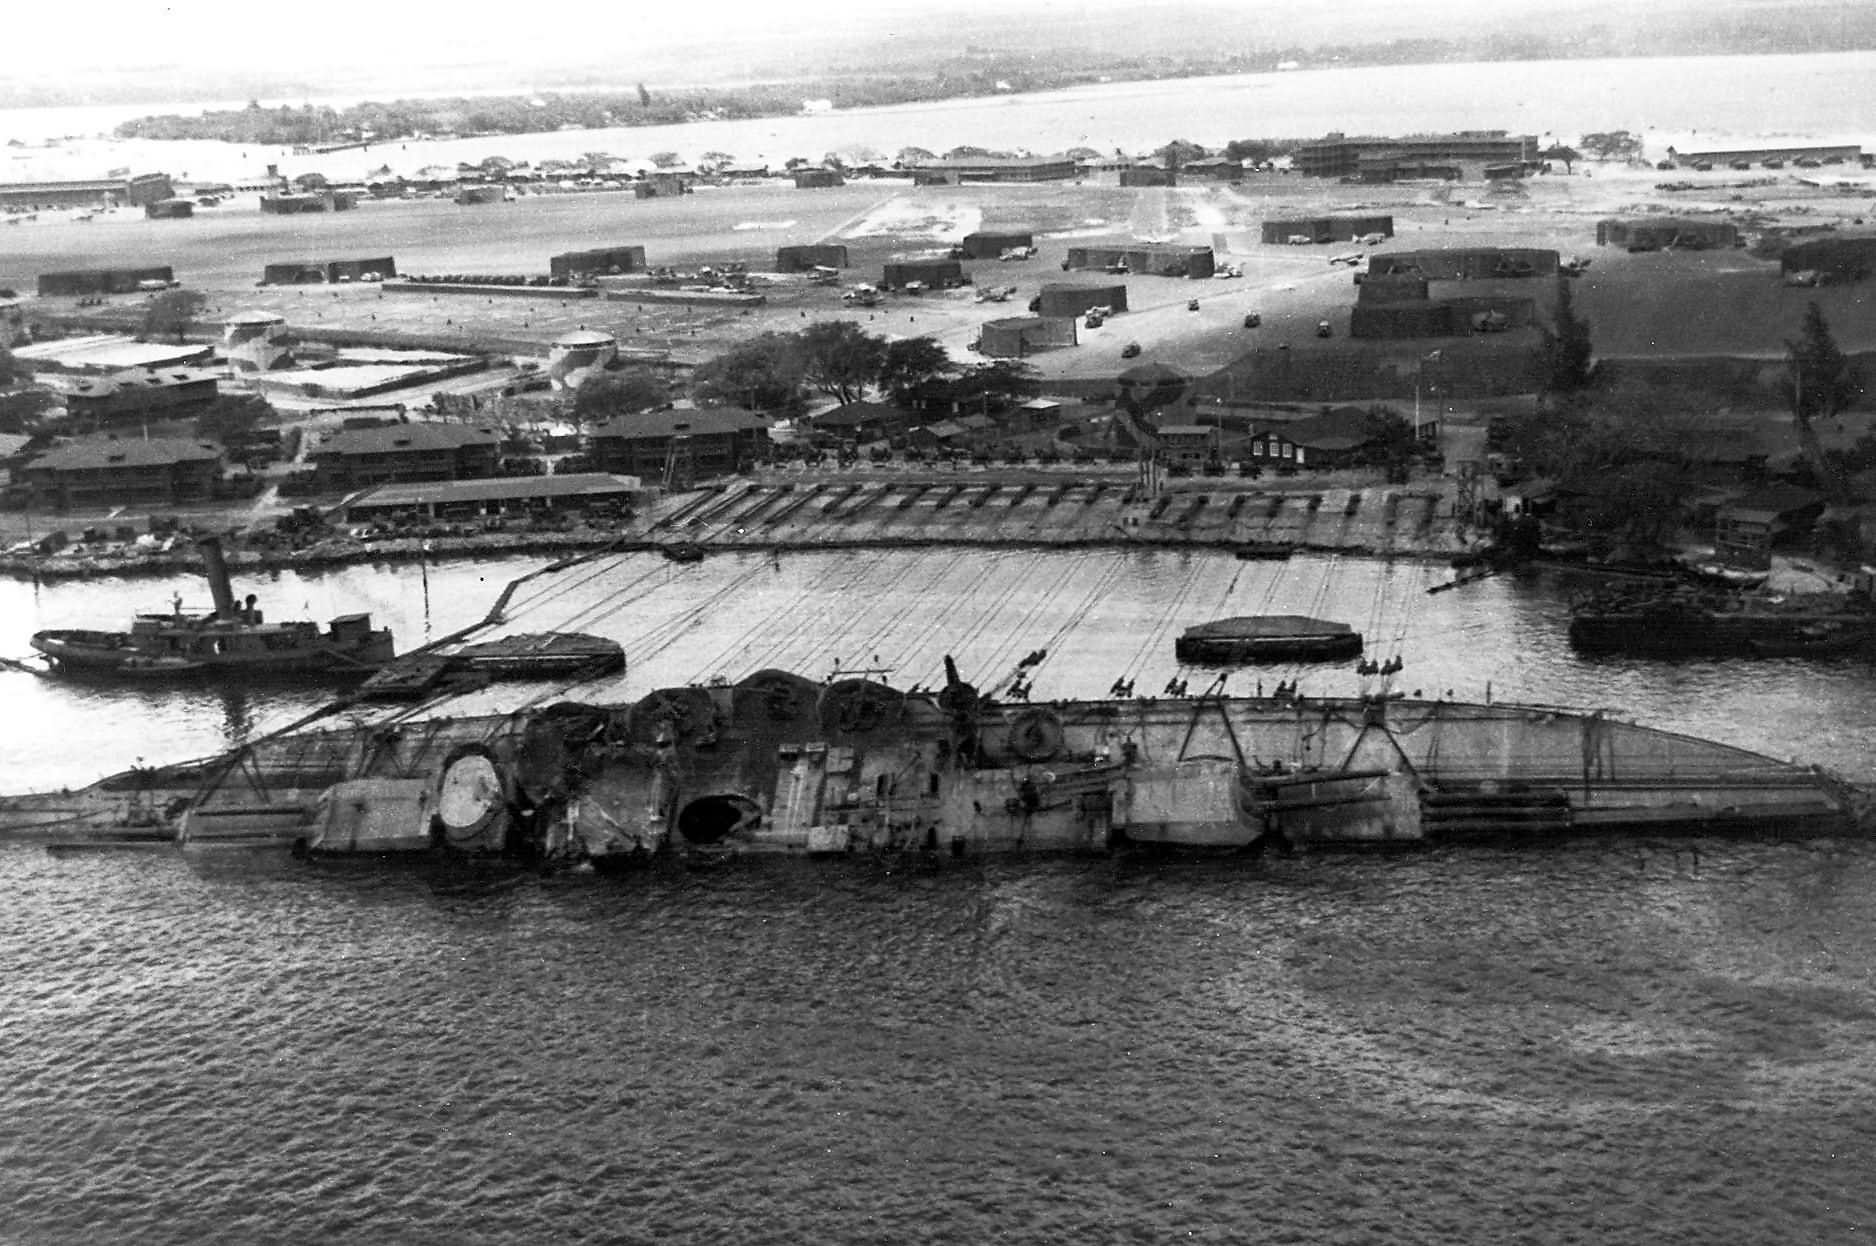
[1316,320,1333,337]
[1243,312,1261,328]
[1121,342,1141,358]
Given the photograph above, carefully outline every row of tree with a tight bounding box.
[574,328,1038,425]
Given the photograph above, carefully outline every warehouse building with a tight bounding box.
[144,198,195,220]
[549,246,647,277]
[775,244,850,271]
[1261,215,1394,245]
[260,256,397,285]
[880,259,965,290]
[976,316,1077,358]
[1367,248,1558,281]
[1118,164,1175,188]
[792,168,845,189]
[959,231,1035,260]
[259,190,357,213]
[1294,132,1537,181]
[37,266,176,297]
[339,473,650,525]
[1672,143,1862,168]
[1596,218,1739,251]
[1063,242,1215,278]
[1036,283,1129,318]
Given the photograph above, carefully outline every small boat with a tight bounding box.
[30,537,394,681]
[661,542,706,563]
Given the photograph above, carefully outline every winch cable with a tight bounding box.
[1121,554,1205,685]
[835,548,964,665]
[702,547,900,679]
[839,548,982,679]
[930,548,1050,688]
[972,552,1087,687]
[871,549,996,680]
[737,548,898,673]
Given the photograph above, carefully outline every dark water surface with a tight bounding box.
[4,840,1875,1243]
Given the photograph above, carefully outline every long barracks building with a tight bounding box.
[1294,132,1538,181]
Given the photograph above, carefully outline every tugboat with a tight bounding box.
[31,537,395,680]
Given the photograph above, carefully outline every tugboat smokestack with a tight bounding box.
[198,537,238,619]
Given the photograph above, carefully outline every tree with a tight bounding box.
[0,346,19,388]
[1155,139,1207,171]
[194,394,273,446]
[1579,130,1642,161]
[691,333,807,414]
[636,82,651,107]
[1544,276,1594,394]
[290,171,329,191]
[648,150,682,168]
[798,321,886,405]
[1784,301,1861,504]
[1541,144,1581,174]
[141,289,208,343]
[879,336,953,398]
[573,368,669,425]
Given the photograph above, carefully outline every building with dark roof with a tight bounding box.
[260,256,396,285]
[1367,249,1557,281]
[1248,407,1385,468]
[64,368,220,424]
[881,259,964,290]
[977,316,1077,358]
[588,407,771,482]
[22,435,222,508]
[550,246,647,277]
[308,422,502,490]
[959,231,1035,260]
[1036,283,1128,318]
[1261,215,1394,245]
[812,402,913,442]
[36,267,176,297]
[1596,218,1738,251]
[1063,242,1214,278]
[775,244,850,271]
[792,168,845,189]
[1778,235,1876,281]
[1672,143,1861,168]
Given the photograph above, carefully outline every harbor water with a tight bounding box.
[5,547,1876,1241]
[4,839,1876,1242]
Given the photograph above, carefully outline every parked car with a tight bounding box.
[1121,342,1141,358]
[1316,320,1333,337]
[1242,312,1261,328]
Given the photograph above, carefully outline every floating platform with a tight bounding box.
[1174,616,1364,665]
[359,632,624,700]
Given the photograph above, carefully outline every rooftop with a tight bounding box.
[313,422,502,457]
[28,436,221,471]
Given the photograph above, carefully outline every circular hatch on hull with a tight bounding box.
[437,746,508,845]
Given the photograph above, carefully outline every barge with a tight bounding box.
[1568,585,1876,658]
[1175,616,1363,665]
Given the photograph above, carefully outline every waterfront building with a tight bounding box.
[308,422,502,490]
[587,407,770,483]
[1294,132,1536,181]
[21,435,222,508]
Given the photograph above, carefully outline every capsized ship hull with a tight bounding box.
[72,667,1852,861]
